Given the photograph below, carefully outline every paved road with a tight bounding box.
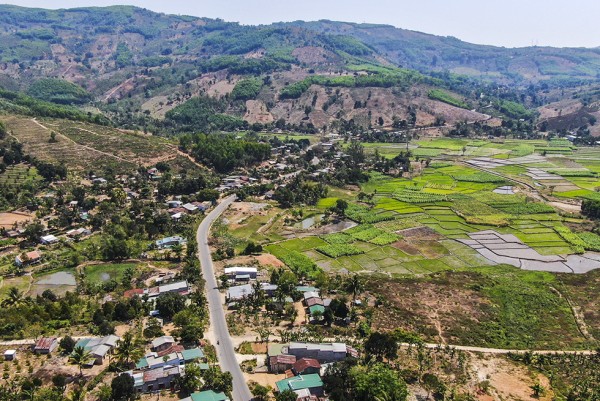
[196,195,252,401]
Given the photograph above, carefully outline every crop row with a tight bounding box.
[577,232,600,251]
[368,232,401,245]
[392,188,448,204]
[451,173,505,183]
[316,244,365,258]
[351,227,386,242]
[345,204,396,224]
[320,232,355,245]
[554,226,585,253]
[495,203,555,215]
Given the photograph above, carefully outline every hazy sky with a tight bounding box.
[2,0,599,48]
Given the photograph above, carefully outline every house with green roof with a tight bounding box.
[184,390,230,401]
[275,374,324,396]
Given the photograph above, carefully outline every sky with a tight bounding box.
[2,0,599,48]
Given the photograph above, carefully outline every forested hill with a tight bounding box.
[0,5,597,135]
[279,20,600,85]
[1,4,600,89]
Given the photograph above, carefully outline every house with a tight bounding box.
[182,390,230,401]
[167,200,183,208]
[124,288,144,299]
[92,177,107,185]
[130,365,182,393]
[15,250,42,267]
[66,228,91,238]
[305,297,324,308]
[269,354,297,373]
[151,336,175,352]
[182,203,199,213]
[309,305,325,318]
[224,267,258,281]
[286,342,348,363]
[293,358,321,375]
[226,284,254,301]
[33,337,58,354]
[275,374,324,397]
[74,335,120,365]
[155,236,186,250]
[4,350,16,361]
[157,280,190,297]
[40,234,59,245]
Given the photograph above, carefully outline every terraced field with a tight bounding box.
[3,115,180,172]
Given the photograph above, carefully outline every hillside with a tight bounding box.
[281,20,600,85]
[0,5,597,134]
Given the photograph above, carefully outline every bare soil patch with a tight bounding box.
[0,211,33,229]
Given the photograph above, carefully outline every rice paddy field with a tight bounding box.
[266,146,600,276]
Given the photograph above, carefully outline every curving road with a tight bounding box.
[196,195,252,401]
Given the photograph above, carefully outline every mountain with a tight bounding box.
[279,20,600,85]
[0,5,596,134]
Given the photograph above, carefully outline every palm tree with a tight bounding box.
[69,346,92,376]
[346,274,364,302]
[115,330,144,368]
[1,287,24,307]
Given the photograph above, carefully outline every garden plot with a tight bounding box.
[458,230,600,273]
[525,168,563,180]
[466,155,547,169]
[493,186,515,194]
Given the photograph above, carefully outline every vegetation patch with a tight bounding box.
[427,89,468,109]
[316,244,365,258]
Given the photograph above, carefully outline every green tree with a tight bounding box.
[252,384,271,401]
[350,363,408,401]
[178,363,203,395]
[364,331,398,362]
[23,221,44,244]
[110,373,135,401]
[1,287,24,307]
[68,346,92,376]
[115,331,144,368]
[346,274,364,302]
[155,291,186,319]
[201,367,233,396]
[276,390,298,401]
[59,335,76,354]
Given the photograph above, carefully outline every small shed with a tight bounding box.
[34,337,58,354]
[4,350,16,361]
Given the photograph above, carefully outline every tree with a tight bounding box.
[110,374,135,401]
[59,335,76,354]
[422,373,446,400]
[530,383,545,398]
[364,331,398,361]
[252,384,271,401]
[179,363,203,395]
[173,307,205,344]
[350,363,408,401]
[115,331,144,368]
[156,291,186,319]
[201,367,233,395]
[323,359,358,401]
[346,274,364,302]
[66,386,86,401]
[276,390,298,401]
[23,221,44,244]
[143,318,164,339]
[347,140,366,166]
[330,199,348,217]
[1,287,24,307]
[68,346,92,376]
[0,120,6,140]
